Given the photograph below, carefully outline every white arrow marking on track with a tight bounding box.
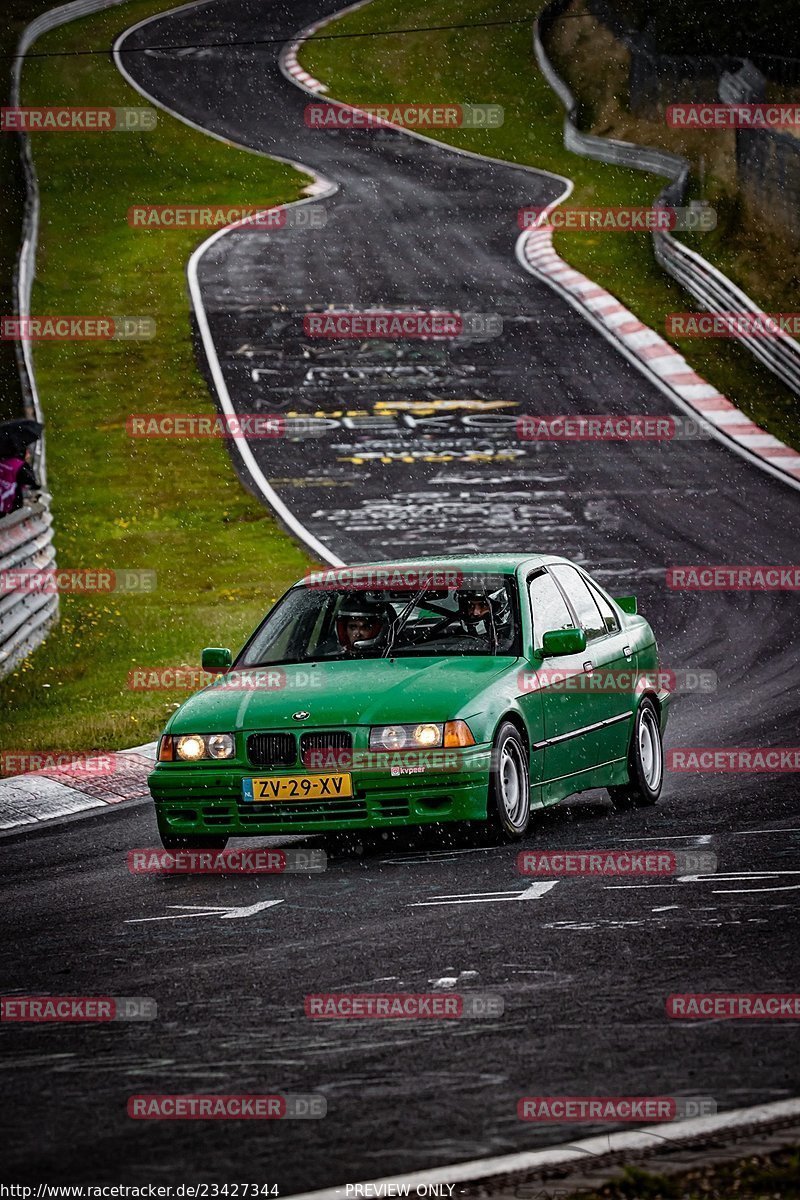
[605,870,800,894]
[126,900,284,923]
[409,881,558,907]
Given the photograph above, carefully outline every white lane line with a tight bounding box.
[282,1098,800,1199]
[419,890,531,900]
[112,6,344,567]
[734,828,800,836]
[607,869,800,893]
[614,834,714,843]
[714,884,800,893]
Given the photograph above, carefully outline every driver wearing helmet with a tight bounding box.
[335,596,393,656]
[452,585,512,645]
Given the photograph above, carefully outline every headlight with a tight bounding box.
[369,723,443,751]
[207,733,235,759]
[161,734,236,762]
[176,735,206,761]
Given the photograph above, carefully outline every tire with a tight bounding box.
[158,833,229,850]
[608,698,663,808]
[488,721,531,839]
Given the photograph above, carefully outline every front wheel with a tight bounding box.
[488,722,531,839]
[608,698,663,808]
[158,833,229,850]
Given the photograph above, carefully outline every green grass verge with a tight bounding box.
[0,0,313,757]
[300,0,800,450]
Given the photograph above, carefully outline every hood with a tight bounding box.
[166,656,516,733]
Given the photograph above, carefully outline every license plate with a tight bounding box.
[242,773,353,802]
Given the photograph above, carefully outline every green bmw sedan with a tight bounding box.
[149,555,669,846]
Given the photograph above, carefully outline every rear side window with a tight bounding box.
[549,565,607,642]
[528,571,574,650]
[586,579,620,634]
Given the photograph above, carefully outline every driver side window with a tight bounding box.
[528,571,574,651]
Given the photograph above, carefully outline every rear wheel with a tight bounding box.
[158,833,229,850]
[608,698,663,808]
[488,722,531,839]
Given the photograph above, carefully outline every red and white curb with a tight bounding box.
[282,5,345,94]
[283,42,327,94]
[0,742,156,833]
[283,1097,800,1199]
[287,0,800,493]
[518,225,800,487]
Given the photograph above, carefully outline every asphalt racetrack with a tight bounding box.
[2,0,799,1190]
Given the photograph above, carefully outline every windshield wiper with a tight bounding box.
[382,587,428,658]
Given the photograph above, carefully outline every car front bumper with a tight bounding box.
[149,745,492,836]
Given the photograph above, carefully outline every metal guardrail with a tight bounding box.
[534,0,800,398]
[2,0,130,679]
[0,499,58,677]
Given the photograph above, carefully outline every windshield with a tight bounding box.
[236,574,520,666]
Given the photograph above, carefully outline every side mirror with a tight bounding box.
[541,627,586,656]
[202,646,232,673]
[615,596,638,615]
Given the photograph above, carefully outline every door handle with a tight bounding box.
[583,661,594,673]
[623,645,632,657]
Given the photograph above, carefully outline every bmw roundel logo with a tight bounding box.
[292,711,310,720]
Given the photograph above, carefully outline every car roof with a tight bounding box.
[309,554,569,576]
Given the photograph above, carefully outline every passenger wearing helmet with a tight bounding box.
[334,596,392,655]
